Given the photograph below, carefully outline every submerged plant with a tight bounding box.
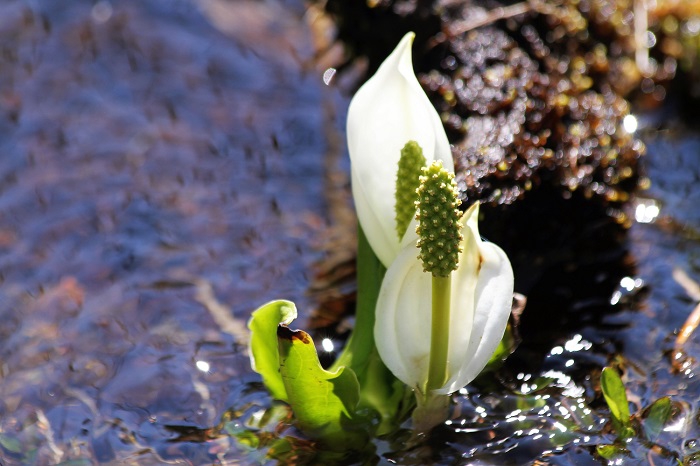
[596,366,676,462]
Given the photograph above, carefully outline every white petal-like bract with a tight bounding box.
[374,203,514,395]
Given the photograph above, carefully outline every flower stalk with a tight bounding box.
[427,274,451,392]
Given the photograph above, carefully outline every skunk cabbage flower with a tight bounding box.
[374,202,514,395]
[347,32,453,267]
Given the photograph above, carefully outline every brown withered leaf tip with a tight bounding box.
[277,325,312,344]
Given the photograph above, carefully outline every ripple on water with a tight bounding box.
[0,0,331,463]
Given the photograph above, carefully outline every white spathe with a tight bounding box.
[347,32,454,267]
[374,203,514,395]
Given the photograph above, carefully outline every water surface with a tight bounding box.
[0,0,342,463]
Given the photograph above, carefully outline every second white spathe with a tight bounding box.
[374,203,514,395]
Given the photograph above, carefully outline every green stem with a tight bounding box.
[426,274,451,392]
[412,275,452,433]
[329,226,408,434]
[331,226,385,374]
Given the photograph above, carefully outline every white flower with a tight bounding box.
[374,202,514,395]
[347,32,453,267]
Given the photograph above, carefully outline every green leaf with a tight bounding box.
[248,300,366,451]
[596,444,629,460]
[0,434,22,454]
[601,367,634,439]
[248,300,298,402]
[277,326,367,451]
[642,396,672,442]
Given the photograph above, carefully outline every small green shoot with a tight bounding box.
[596,444,630,461]
[597,366,676,463]
[0,434,22,454]
[600,367,635,439]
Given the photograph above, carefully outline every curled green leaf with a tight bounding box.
[277,326,366,451]
[248,300,366,452]
[248,300,297,402]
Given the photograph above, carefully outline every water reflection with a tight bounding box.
[196,360,211,373]
[1,0,699,463]
[623,114,638,133]
[634,197,660,224]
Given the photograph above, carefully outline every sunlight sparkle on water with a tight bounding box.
[664,415,687,433]
[611,276,645,304]
[623,114,638,133]
[322,338,335,352]
[564,334,592,352]
[634,198,660,223]
[542,370,585,397]
[553,421,568,433]
[620,276,644,291]
[196,360,210,372]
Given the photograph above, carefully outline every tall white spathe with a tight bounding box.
[346,32,454,267]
